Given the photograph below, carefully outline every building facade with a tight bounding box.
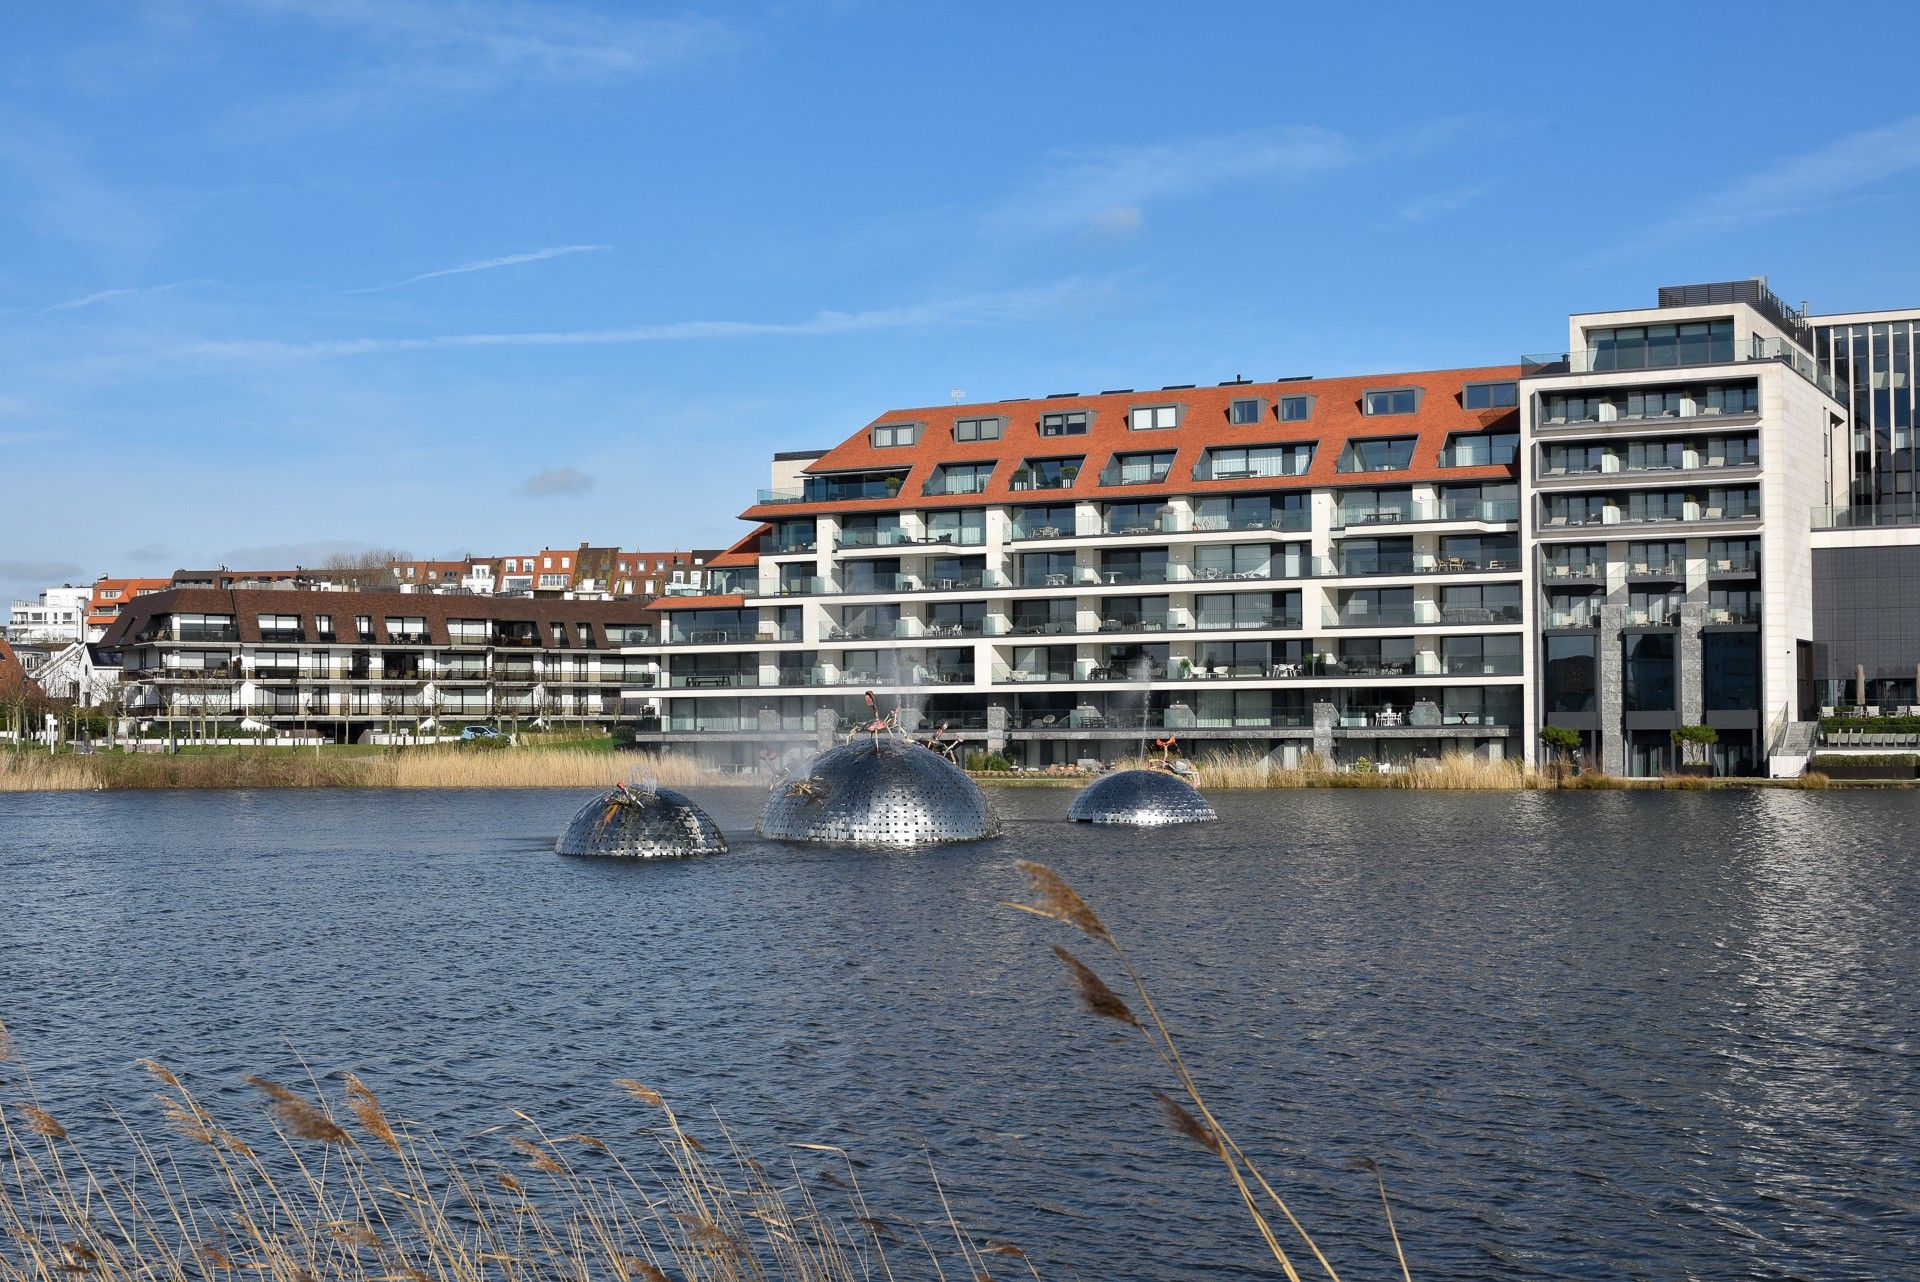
[1520,279,1847,776]
[101,590,662,740]
[5,585,91,645]
[638,367,1529,771]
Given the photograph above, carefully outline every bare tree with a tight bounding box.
[317,547,414,593]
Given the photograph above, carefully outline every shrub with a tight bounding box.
[1820,714,1920,733]
[1810,753,1919,767]
[965,751,1013,772]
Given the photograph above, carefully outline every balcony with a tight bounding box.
[667,628,758,646]
[1545,609,1600,629]
[1521,334,1834,396]
[1189,510,1312,534]
[670,672,760,689]
[1706,609,1762,626]
[1333,500,1519,529]
[1009,520,1079,540]
[1707,555,1761,575]
[1191,458,1311,482]
[1192,612,1303,631]
[1625,560,1686,579]
[1542,560,1606,582]
[1100,513,1185,536]
[833,528,911,550]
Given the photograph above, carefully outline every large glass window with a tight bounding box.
[1104,451,1176,485]
[1195,492,1310,532]
[926,462,993,495]
[953,416,1004,442]
[1545,635,1596,712]
[1589,319,1734,370]
[1200,443,1313,479]
[1337,537,1415,576]
[1704,632,1760,709]
[1102,501,1172,534]
[1128,405,1181,431]
[1362,388,1419,416]
[1440,583,1520,622]
[1623,633,1676,711]
[1040,411,1089,437]
[925,508,986,545]
[1011,598,1075,635]
[1440,430,1518,466]
[1195,543,1275,581]
[1018,551,1077,587]
[1011,504,1077,538]
[1339,437,1417,471]
[1442,634,1521,675]
[1277,395,1311,421]
[871,423,918,447]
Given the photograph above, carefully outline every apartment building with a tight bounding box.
[86,577,172,640]
[5,585,91,645]
[100,590,662,739]
[1520,279,1848,776]
[642,368,1528,770]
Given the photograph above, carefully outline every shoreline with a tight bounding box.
[0,747,1872,793]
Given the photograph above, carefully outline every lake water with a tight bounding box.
[1,785,1916,1280]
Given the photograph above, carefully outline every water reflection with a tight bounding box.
[0,787,1915,1280]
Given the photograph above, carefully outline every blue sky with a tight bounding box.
[4,1,1920,600]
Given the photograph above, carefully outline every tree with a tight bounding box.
[1538,724,1582,784]
[317,547,415,593]
[1671,724,1718,771]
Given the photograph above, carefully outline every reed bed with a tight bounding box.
[0,1023,1034,1282]
[1186,748,1532,791]
[0,749,732,793]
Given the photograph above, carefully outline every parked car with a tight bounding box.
[460,725,505,741]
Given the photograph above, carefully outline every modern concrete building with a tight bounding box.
[5,585,92,646]
[636,366,1530,771]
[1520,279,1848,776]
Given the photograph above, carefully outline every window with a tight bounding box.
[1623,633,1676,711]
[1442,634,1521,675]
[1040,410,1090,436]
[1440,583,1520,623]
[314,614,335,640]
[1463,382,1518,410]
[385,616,427,642]
[1229,398,1263,425]
[1199,443,1313,480]
[871,422,919,447]
[259,613,302,639]
[1104,451,1176,485]
[1278,395,1312,422]
[1363,388,1419,416]
[927,462,994,495]
[1545,635,1597,712]
[1128,405,1181,431]
[355,615,373,639]
[954,416,1004,442]
[1589,319,1734,370]
[1440,430,1518,467]
[1704,632,1760,709]
[1013,457,1083,490]
[1338,437,1417,472]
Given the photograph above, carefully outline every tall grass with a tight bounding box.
[0,749,731,793]
[1188,748,1531,791]
[0,1022,1035,1282]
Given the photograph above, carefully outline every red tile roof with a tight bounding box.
[87,578,174,626]
[740,365,1519,520]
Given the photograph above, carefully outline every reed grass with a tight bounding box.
[1185,748,1531,791]
[0,1022,1036,1282]
[1007,862,1408,1282]
[0,749,732,792]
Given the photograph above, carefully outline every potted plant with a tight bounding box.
[883,475,902,496]
[1670,724,1717,776]
[1011,466,1032,489]
[1059,462,1080,486]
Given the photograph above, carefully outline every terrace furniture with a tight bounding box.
[1124,525,1152,535]
[1044,572,1070,587]
[1035,526,1062,538]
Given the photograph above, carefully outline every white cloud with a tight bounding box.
[221,0,730,127]
[1090,205,1145,239]
[42,279,203,313]
[1605,114,1920,259]
[519,466,592,497]
[174,279,1102,361]
[994,126,1355,237]
[1396,184,1491,223]
[346,244,611,294]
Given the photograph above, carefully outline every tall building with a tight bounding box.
[1807,304,1920,515]
[642,367,1528,770]
[1519,279,1847,775]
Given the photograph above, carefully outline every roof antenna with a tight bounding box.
[950,388,965,404]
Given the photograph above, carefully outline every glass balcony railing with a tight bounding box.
[1521,335,1835,396]
[1542,560,1606,580]
[1327,606,1419,628]
[1009,520,1080,540]
[1707,555,1761,574]
[1545,609,1599,629]
[834,528,909,549]
[1706,608,1762,626]
[1333,500,1519,528]
[1101,512,1186,535]
[1192,612,1304,631]
[1188,509,1312,533]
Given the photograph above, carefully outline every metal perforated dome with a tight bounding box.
[758,737,1000,847]
[556,786,728,859]
[1069,769,1216,826]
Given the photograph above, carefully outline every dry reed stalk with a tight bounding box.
[0,1042,1010,1282]
[1011,860,1425,1282]
[0,746,735,792]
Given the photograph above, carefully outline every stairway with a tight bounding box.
[1768,721,1820,778]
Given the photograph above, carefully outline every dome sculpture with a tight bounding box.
[758,736,999,847]
[1069,768,1216,826]
[556,783,728,859]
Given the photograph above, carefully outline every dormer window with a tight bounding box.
[871,422,920,447]
[1128,404,1182,431]
[1363,388,1420,416]
[954,416,1004,442]
[926,462,994,496]
[1013,457,1083,490]
[1463,381,1518,410]
[1040,410,1090,436]
[1278,395,1312,422]
[1229,398,1264,425]
[1338,436,1417,472]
